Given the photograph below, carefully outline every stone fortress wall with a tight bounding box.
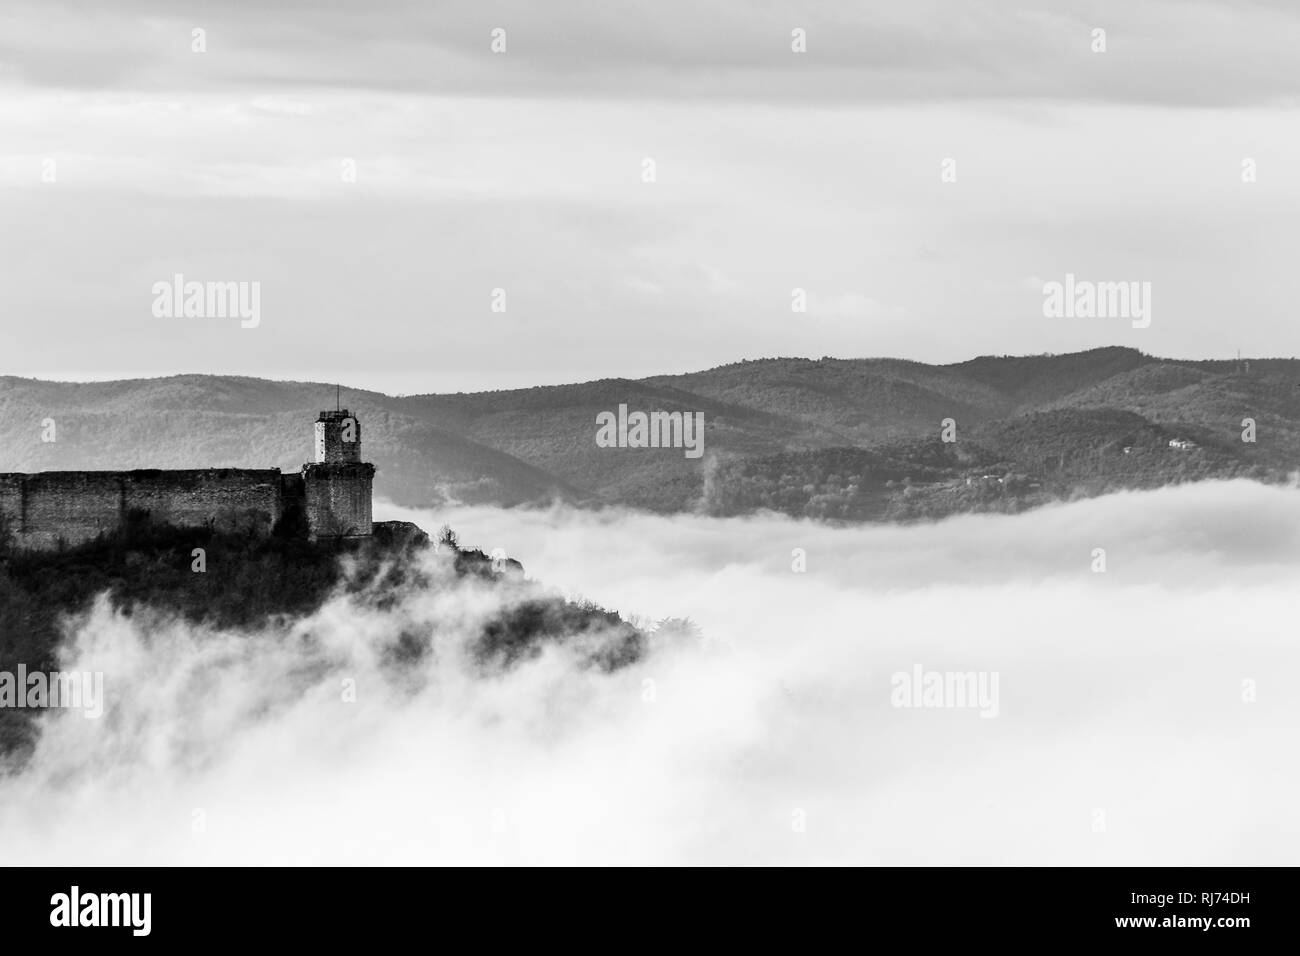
[0,410,373,550]
[0,469,285,550]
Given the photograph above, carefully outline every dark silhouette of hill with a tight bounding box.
[2,347,1297,521]
[0,514,645,766]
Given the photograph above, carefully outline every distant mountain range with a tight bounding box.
[2,347,1297,522]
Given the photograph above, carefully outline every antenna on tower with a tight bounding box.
[336,383,340,412]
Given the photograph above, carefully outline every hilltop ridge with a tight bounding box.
[2,348,1296,521]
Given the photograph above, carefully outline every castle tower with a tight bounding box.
[302,408,374,539]
[314,409,363,463]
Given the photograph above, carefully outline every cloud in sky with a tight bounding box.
[3,1,1300,391]
[2,479,1297,865]
[4,93,1300,391]
[5,0,1300,107]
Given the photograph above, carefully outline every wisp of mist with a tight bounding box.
[2,479,1297,865]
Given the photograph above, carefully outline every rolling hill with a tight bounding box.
[1,347,1296,522]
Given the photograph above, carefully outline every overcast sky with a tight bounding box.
[3,0,1300,393]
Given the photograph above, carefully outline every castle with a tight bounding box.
[0,410,374,550]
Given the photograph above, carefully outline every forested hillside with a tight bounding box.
[2,347,1296,521]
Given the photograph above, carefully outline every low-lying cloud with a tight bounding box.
[2,479,1297,864]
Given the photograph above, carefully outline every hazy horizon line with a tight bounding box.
[4,345,1297,399]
